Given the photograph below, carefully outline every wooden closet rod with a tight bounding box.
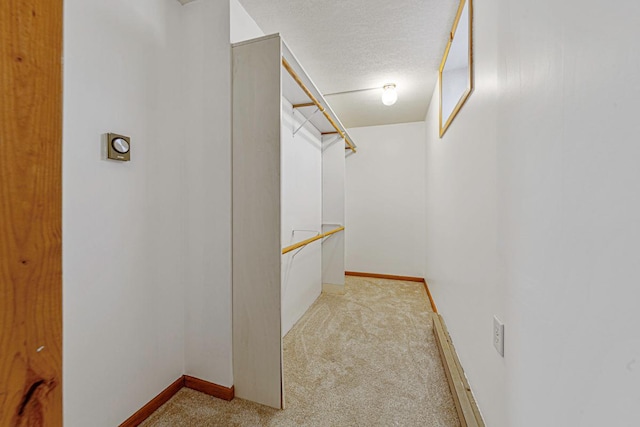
[281,58,357,153]
[282,226,345,255]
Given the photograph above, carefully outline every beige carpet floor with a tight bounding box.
[141,276,460,426]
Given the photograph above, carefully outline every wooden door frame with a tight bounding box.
[1,0,63,425]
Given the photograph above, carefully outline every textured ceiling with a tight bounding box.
[238,0,460,128]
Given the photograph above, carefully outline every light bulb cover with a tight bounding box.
[381,84,398,106]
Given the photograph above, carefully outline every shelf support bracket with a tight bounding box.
[293,107,320,136]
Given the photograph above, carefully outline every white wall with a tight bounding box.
[182,0,233,389]
[424,0,640,426]
[63,1,187,425]
[423,0,502,424]
[230,0,263,44]
[64,0,233,425]
[345,122,426,277]
[281,99,323,336]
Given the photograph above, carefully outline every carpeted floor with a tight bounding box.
[141,276,460,426]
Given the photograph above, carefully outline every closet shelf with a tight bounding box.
[281,42,357,154]
[282,226,345,255]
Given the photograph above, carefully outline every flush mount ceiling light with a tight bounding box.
[324,83,399,107]
[381,84,398,106]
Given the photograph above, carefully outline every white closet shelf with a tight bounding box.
[281,40,357,153]
[232,34,357,153]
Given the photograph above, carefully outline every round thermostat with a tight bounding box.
[112,138,130,154]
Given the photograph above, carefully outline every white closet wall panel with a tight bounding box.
[233,34,352,409]
[281,99,323,337]
[232,34,283,409]
[322,135,346,287]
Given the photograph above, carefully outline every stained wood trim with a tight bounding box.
[184,375,235,401]
[119,376,235,426]
[450,337,485,425]
[1,1,63,425]
[438,0,474,138]
[432,314,485,427]
[345,271,425,283]
[119,377,184,427]
[423,279,439,313]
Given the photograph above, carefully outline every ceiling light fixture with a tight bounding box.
[381,84,398,106]
[323,83,399,106]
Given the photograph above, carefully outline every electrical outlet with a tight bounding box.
[493,316,504,357]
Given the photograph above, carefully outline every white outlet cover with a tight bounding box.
[493,316,505,357]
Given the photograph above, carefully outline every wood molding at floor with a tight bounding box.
[119,376,235,427]
[422,279,439,313]
[345,271,439,313]
[119,377,184,427]
[432,313,485,427]
[184,375,235,401]
[345,271,425,282]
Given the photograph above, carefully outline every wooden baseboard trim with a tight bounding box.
[432,313,485,427]
[119,375,234,426]
[423,279,439,313]
[184,375,235,401]
[119,377,184,427]
[345,271,424,283]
